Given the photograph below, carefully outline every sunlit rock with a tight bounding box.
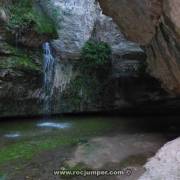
[139,137,180,180]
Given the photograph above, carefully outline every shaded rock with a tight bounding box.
[98,0,180,95]
[0,8,8,23]
[112,60,141,78]
[14,31,52,48]
[0,41,17,55]
[0,67,43,116]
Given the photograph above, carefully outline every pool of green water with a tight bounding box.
[0,116,179,179]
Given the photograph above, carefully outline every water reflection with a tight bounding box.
[37,122,71,129]
[4,133,21,138]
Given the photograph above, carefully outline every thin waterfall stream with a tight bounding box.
[43,42,55,115]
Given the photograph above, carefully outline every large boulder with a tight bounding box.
[139,137,180,180]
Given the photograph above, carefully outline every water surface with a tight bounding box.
[0,116,179,180]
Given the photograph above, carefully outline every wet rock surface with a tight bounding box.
[0,0,179,116]
[64,134,166,180]
[1,116,174,180]
[66,134,165,169]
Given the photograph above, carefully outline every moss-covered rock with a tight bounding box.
[80,40,112,68]
[1,0,58,48]
[0,42,42,72]
[0,56,40,72]
[6,0,57,35]
[59,58,112,112]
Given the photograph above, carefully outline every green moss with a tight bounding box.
[80,40,111,68]
[32,6,57,35]
[62,43,111,109]
[0,138,75,164]
[62,74,100,110]
[0,43,41,72]
[6,0,57,35]
[0,120,112,165]
[0,42,18,55]
[0,55,40,72]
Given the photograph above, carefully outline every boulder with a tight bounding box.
[139,137,180,180]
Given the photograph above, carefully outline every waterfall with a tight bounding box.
[43,42,55,115]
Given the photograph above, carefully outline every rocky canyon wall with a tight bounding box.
[98,0,180,95]
[0,0,57,116]
[41,0,164,113]
[0,0,174,116]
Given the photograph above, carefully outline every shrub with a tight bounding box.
[63,41,112,108]
[7,0,57,35]
[80,40,111,68]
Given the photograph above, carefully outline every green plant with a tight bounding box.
[62,41,112,110]
[0,46,41,72]
[7,0,33,29]
[80,40,111,68]
[7,0,57,35]
[0,120,112,165]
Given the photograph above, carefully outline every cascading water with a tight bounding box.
[43,42,55,115]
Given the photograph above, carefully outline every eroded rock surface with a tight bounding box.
[99,0,180,95]
[64,134,166,180]
[41,0,143,61]
[0,0,176,116]
[139,137,180,180]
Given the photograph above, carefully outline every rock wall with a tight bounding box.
[0,0,172,116]
[40,0,165,113]
[98,0,180,95]
[0,1,56,117]
[41,0,144,60]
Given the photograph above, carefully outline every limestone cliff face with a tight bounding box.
[99,0,180,95]
[98,0,163,45]
[0,0,171,116]
[41,0,143,61]
[0,1,56,116]
[41,0,162,113]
